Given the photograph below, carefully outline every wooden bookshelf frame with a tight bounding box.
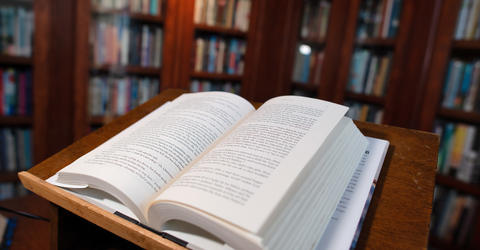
[0,55,32,66]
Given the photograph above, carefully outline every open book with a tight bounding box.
[47,92,369,250]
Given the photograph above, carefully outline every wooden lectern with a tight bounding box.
[18,89,438,249]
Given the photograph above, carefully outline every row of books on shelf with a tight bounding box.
[0,68,32,116]
[431,187,477,246]
[92,0,162,16]
[0,128,32,173]
[435,121,480,183]
[194,0,251,31]
[300,0,331,41]
[347,49,392,96]
[442,59,480,112]
[0,183,27,201]
[454,0,480,40]
[89,76,159,116]
[357,0,402,39]
[345,101,383,124]
[0,6,34,57]
[194,36,245,75]
[190,79,240,94]
[292,45,323,84]
[91,16,163,68]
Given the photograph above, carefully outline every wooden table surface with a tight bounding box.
[18,89,438,249]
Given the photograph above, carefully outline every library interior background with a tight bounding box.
[2,0,480,249]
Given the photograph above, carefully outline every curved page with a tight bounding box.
[53,92,254,222]
[153,96,348,233]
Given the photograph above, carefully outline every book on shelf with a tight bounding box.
[435,121,480,183]
[91,15,163,68]
[193,36,245,75]
[356,0,402,39]
[190,80,240,94]
[44,91,389,250]
[442,59,480,112]
[300,0,331,41]
[0,68,32,116]
[345,101,383,124]
[454,0,480,40]
[292,45,324,85]
[92,0,162,16]
[194,0,251,31]
[431,187,478,246]
[89,75,159,116]
[0,128,33,173]
[347,49,392,96]
[0,6,34,57]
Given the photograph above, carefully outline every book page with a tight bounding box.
[54,92,254,222]
[154,95,348,233]
[315,137,389,250]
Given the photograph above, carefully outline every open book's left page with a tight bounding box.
[49,92,254,222]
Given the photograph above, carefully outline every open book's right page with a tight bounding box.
[153,96,348,234]
[315,137,389,250]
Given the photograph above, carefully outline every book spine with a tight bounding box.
[455,0,469,40]
[0,68,3,116]
[463,61,480,111]
[208,36,217,73]
[388,0,401,38]
[364,56,378,94]
[381,0,394,38]
[206,0,216,26]
[216,39,226,73]
[17,72,26,116]
[141,25,149,67]
[443,61,463,108]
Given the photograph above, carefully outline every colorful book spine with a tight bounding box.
[190,79,241,94]
[0,128,33,174]
[0,68,32,116]
[193,36,245,75]
[88,76,159,116]
[441,58,480,112]
[93,0,162,16]
[356,0,403,39]
[344,101,384,124]
[0,7,34,57]
[194,0,251,31]
[348,49,392,96]
[92,16,162,68]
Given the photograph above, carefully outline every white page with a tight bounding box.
[53,92,254,222]
[155,95,348,233]
[315,137,389,250]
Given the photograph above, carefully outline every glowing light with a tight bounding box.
[299,44,311,55]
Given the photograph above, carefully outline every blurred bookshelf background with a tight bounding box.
[3,0,480,248]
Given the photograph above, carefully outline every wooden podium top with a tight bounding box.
[19,89,438,249]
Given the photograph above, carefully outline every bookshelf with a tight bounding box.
[333,0,414,125]
[174,0,257,96]
[286,0,414,125]
[414,0,480,248]
[288,0,349,99]
[0,1,35,200]
[72,0,177,139]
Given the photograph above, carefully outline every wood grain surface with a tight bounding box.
[19,89,438,249]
